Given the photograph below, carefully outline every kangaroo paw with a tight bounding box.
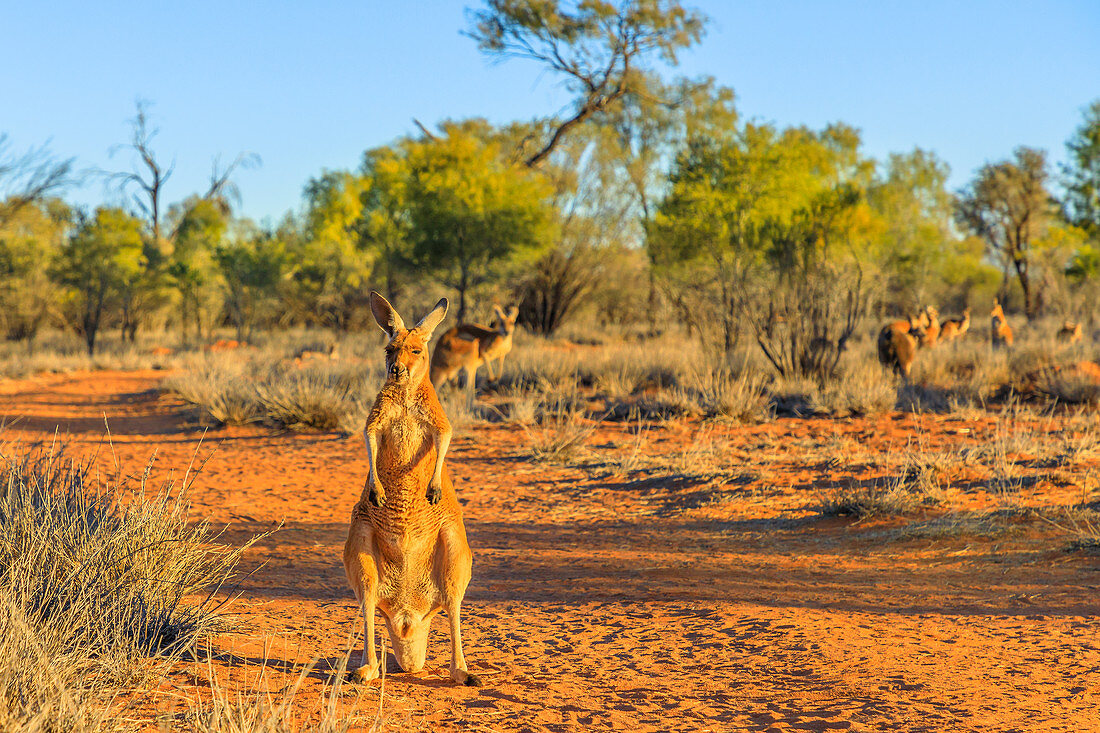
[427,480,442,505]
[368,482,386,507]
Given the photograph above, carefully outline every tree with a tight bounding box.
[517,122,635,334]
[168,196,229,338]
[867,148,957,308]
[293,170,373,329]
[215,224,287,342]
[956,147,1053,320]
[0,135,75,228]
[1064,99,1100,239]
[51,207,144,354]
[648,124,812,354]
[467,0,707,167]
[404,127,556,321]
[649,121,876,378]
[599,74,738,328]
[112,102,257,339]
[358,145,414,303]
[0,198,73,341]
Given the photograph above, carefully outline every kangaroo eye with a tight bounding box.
[411,348,422,355]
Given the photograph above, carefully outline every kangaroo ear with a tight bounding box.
[370,291,406,338]
[414,298,448,339]
[506,305,519,322]
[492,304,506,324]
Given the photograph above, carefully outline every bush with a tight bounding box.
[166,356,378,434]
[0,443,260,729]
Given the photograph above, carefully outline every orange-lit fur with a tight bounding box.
[991,299,1014,348]
[921,306,941,346]
[430,305,519,393]
[939,307,970,342]
[343,292,480,687]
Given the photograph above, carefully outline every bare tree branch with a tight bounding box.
[0,134,77,226]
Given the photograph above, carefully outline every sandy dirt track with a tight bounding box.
[2,370,1099,732]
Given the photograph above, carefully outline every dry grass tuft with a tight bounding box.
[0,441,264,730]
[165,357,378,434]
[524,402,601,463]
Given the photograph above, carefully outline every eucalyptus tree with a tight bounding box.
[51,207,144,354]
[956,147,1054,319]
[467,0,707,168]
[111,102,257,339]
[0,198,73,341]
[1064,99,1100,239]
[649,121,877,378]
[402,127,556,322]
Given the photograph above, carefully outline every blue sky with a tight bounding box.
[2,1,1097,223]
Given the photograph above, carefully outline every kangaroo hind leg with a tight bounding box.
[436,522,480,686]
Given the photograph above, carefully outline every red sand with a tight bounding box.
[2,370,1098,731]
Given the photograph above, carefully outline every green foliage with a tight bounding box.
[468,0,707,167]
[867,148,958,306]
[0,198,72,341]
[51,207,145,354]
[403,127,556,319]
[1064,99,1100,238]
[169,196,229,338]
[359,145,414,302]
[648,116,880,375]
[215,225,287,341]
[291,171,372,329]
[956,146,1054,319]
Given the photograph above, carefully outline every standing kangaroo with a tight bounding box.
[921,305,941,347]
[430,304,519,393]
[991,299,1014,349]
[343,292,481,687]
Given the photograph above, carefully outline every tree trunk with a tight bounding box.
[457,264,469,324]
[1013,256,1034,321]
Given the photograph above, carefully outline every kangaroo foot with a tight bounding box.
[451,667,482,687]
[350,663,380,683]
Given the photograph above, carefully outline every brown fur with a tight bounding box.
[1057,321,1083,343]
[343,292,481,687]
[939,307,971,342]
[430,305,519,396]
[877,317,926,379]
[991,300,1014,349]
[921,306,941,347]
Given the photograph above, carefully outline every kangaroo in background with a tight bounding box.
[877,316,927,379]
[343,292,481,687]
[921,305,941,347]
[939,307,971,342]
[430,304,519,394]
[1057,321,1083,343]
[991,299,1014,349]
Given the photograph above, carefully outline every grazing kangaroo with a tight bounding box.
[991,299,1014,349]
[877,317,927,379]
[1057,321,1083,343]
[343,292,481,687]
[430,305,519,393]
[939,307,971,342]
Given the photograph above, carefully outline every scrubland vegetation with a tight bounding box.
[4,0,1100,729]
